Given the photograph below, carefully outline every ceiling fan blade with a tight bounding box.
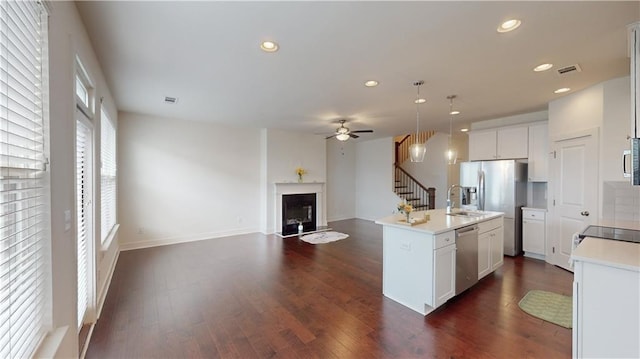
[350,130,374,133]
[349,133,360,139]
[325,135,336,139]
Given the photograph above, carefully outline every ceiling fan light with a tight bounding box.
[337,127,349,134]
[409,143,426,162]
[336,133,350,141]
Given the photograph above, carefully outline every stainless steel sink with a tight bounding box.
[446,211,485,218]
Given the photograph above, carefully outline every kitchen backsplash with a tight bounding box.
[602,181,640,221]
[528,182,547,209]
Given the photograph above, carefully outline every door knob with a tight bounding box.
[580,211,590,216]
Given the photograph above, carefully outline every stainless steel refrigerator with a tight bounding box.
[459,160,527,256]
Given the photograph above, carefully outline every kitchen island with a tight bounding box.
[375,209,504,316]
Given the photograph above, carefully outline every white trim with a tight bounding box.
[119,228,260,251]
[33,326,69,359]
[100,223,119,252]
[327,215,356,222]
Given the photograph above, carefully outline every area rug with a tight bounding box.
[300,231,349,244]
[518,290,573,329]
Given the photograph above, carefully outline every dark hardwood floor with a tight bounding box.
[87,219,573,358]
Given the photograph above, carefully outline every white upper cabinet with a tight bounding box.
[468,126,529,161]
[528,123,549,181]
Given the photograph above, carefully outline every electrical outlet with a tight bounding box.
[400,241,411,251]
[237,216,243,224]
[137,227,145,234]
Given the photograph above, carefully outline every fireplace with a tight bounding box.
[273,182,326,236]
[282,193,316,235]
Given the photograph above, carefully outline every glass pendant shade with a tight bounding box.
[410,80,426,162]
[446,95,458,165]
[409,143,427,162]
[336,133,350,141]
[446,148,457,165]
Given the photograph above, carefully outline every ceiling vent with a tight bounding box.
[164,96,178,104]
[557,64,582,75]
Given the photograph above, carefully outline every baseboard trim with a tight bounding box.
[119,228,259,251]
[327,215,356,222]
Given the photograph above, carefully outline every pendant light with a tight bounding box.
[409,81,427,162]
[446,95,458,165]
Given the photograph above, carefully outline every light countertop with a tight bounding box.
[375,208,504,235]
[572,237,640,272]
[522,207,547,212]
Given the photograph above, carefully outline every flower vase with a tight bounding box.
[298,174,303,183]
[405,212,410,223]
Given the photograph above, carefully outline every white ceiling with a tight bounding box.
[76,1,640,139]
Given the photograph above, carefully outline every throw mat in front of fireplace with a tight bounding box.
[300,231,349,244]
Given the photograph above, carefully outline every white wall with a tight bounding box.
[602,76,632,182]
[354,137,401,220]
[43,2,119,357]
[548,84,604,137]
[117,112,261,249]
[326,139,356,221]
[400,133,449,209]
[262,129,327,233]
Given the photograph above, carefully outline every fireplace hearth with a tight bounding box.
[282,193,316,235]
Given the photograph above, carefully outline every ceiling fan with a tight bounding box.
[325,119,373,141]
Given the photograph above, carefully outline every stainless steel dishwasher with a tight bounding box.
[455,224,479,295]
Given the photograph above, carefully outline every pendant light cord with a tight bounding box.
[414,81,424,137]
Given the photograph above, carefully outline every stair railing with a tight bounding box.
[394,163,436,210]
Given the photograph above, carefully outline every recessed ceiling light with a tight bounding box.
[554,87,571,94]
[414,98,426,104]
[497,19,522,33]
[533,63,553,72]
[260,41,279,52]
[364,80,379,87]
[460,128,469,132]
[450,110,460,115]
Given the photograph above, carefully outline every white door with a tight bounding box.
[76,112,95,330]
[549,130,598,271]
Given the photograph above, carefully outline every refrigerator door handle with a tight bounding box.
[478,171,485,211]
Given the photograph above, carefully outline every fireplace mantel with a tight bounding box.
[274,182,326,234]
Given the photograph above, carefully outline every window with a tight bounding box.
[100,109,116,243]
[0,1,50,358]
[75,75,88,109]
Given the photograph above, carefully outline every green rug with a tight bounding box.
[518,290,573,329]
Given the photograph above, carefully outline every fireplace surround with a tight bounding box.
[274,182,326,236]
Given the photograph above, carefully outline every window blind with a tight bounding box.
[76,118,89,329]
[0,1,49,358]
[100,110,115,243]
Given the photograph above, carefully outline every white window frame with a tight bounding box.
[0,1,51,358]
[74,58,96,331]
[100,108,116,245]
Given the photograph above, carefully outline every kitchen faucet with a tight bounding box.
[447,184,463,214]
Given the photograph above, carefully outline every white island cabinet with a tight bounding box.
[376,209,504,316]
[571,236,640,359]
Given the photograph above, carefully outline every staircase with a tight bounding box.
[393,132,437,210]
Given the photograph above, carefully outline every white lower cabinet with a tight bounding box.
[434,243,456,307]
[522,208,546,259]
[489,227,504,270]
[573,260,640,358]
[478,217,504,279]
